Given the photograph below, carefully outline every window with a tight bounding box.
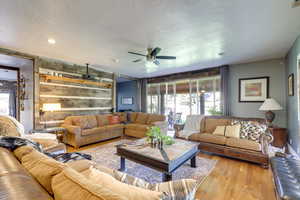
[0,93,10,115]
[147,76,221,125]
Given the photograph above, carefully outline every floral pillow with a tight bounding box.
[232,120,267,142]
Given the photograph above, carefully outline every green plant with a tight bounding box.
[146,126,175,145]
[208,106,223,115]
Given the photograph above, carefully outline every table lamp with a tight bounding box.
[259,98,282,127]
[40,103,61,128]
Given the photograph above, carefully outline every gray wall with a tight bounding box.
[116,81,139,112]
[286,35,300,155]
[228,59,287,128]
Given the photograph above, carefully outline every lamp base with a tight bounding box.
[265,111,275,127]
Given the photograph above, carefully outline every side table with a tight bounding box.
[269,127,288,148]
[30,127,67,143]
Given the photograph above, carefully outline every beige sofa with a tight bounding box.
[0,145,199,200]
[176,116,273,168]
[62,114,124,148]
[124,112,167,138]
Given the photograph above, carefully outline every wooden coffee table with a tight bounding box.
[116,138,199,181]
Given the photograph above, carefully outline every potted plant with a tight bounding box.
[146,126,175,148]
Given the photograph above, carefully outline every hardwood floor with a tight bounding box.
[67,139,276,200]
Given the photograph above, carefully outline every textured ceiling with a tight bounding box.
[0,0,300,78]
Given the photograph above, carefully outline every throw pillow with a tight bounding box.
[113,170,199,200]
[225,124,241,138]
[52,167,127,200]
[212,126,226,136]
[84,166,165,200]
[108,115,120,125]
[247,122,267,143]
[21,149,66,194]
[231,120,251,139]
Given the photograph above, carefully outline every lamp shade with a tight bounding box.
[259,98,282,111]
[42,103,61,112]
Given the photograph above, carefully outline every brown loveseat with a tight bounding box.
[124,112,167,138]
[62,114,124,148]
[176,116,272,168]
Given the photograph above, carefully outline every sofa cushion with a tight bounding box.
[96,114,111,126]
[129,112,139,122]
[203,118,231,133]
[106,124,124,130]
[147,114,165,125]
[83,166,164,200]
[212,126,226,136]
[225,124,241,138]
[21,149,66,194]
[52,167,126,200]
[226,138,261,151]
[13,145,35,161]
[114,112,128,122]
[135,113,149,124]
[189,133,226,145]
[73,116,97,129]
[81,127,106,136]
[125,123,150,132]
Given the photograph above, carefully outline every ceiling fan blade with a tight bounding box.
[151,47,162,57]
[133,59,142,63]
[153,59,160,65]
[128,51,146,57]
[156,56,176,60]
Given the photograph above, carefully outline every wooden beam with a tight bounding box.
[40,74,112,88]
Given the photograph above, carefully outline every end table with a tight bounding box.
[30,127,67,143]
[269,127,288,148]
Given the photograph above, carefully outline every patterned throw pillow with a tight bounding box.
[231,120,250,139]
[113,170,199,200]
[232,120,267,142]
[247,122,267,143]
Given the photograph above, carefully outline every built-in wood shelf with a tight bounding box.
[40,74,112,88]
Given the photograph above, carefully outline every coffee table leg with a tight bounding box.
[162,173,172,182]
[191,155,196,168]
[119,157,126,171]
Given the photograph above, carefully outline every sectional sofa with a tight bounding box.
[62,112,167,148]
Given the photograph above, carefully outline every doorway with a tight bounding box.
[0,66,19,119]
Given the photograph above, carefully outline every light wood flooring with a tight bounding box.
[67,138,276,200]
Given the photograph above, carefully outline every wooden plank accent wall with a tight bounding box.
[35,58,114,129]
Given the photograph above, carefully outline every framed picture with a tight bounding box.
[122,97,134,105]
[288,73,294,96]
[239,77,269,102]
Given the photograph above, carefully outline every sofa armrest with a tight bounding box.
[61,124,82,135]
[260,129,274,155]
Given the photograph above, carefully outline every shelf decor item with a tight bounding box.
[239,77,269,102]
[259,98,282,127]
[288,74,294,96]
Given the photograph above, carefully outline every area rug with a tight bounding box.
[81,140,217,184]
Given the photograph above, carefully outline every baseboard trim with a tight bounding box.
[287,144,300,159]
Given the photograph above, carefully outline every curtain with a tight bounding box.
[9,89,16,117]
[139,79,148,112]
[220,65,230,116]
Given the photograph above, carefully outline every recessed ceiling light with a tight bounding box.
[218,52,225,56]
[48,38,56,44]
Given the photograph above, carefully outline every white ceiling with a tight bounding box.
[0,0,300,78]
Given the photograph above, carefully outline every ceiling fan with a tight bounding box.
[128,47,176,65]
